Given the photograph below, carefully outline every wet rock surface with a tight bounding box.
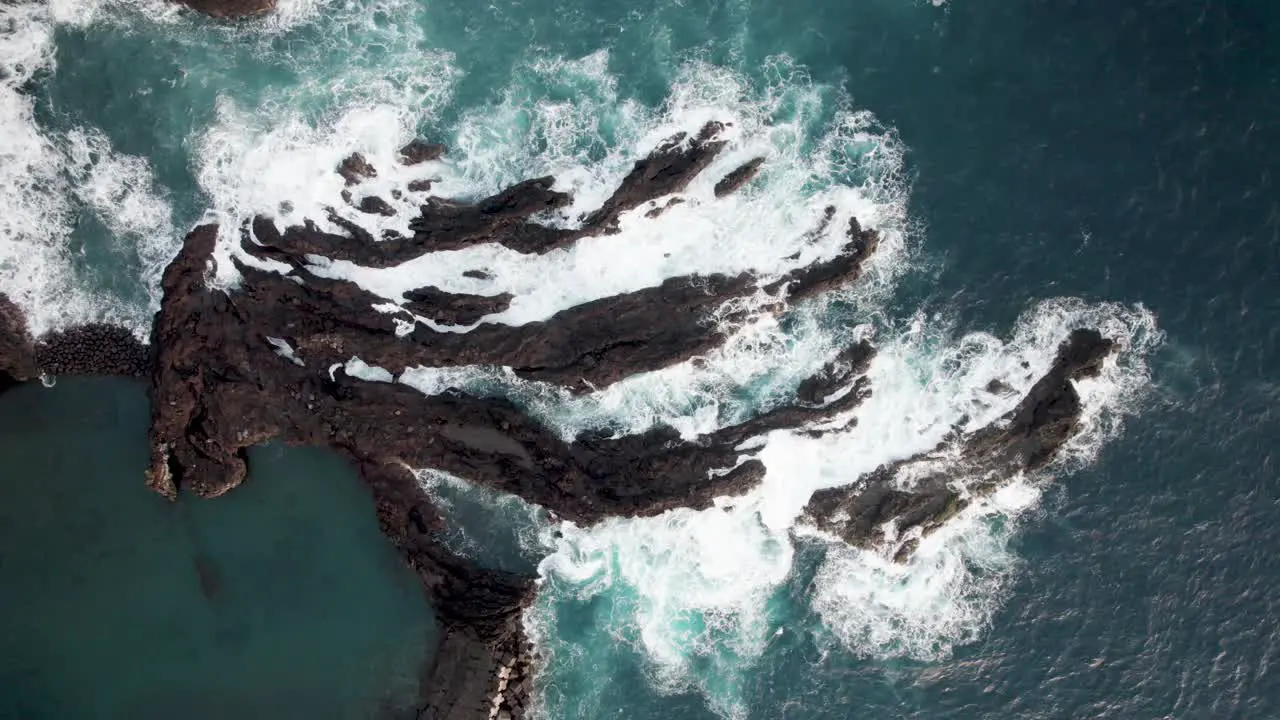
[713,156,766,197]
[803,329,1117,562]
[402,287,515,327]
[251,121,733,266]
[145,225,875,521]
[0,293,149,394]
[240,172,880,393]
[338,152,378,186]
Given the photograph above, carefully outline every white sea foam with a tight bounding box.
[0,2,175,336]
[191,0,459,286]
[530,494,793,720]
[303,53,909,333]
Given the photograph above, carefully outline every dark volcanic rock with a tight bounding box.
[408,179,434,193]
[402,286,514,326]
[582,120,728,230]
[407,179,575,255]
[764,216,879,301]
[173,0,275,17]
[148,224,877,524]
[400,140,446,166]
[0,293,36,393]
[796,340,875,405]
[240,197,881,393]
[803,329,1117,562]
[357,195,396,216]
[337,152,377,186]
[714,157,765,197]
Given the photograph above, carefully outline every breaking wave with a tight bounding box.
[0,1,175,335]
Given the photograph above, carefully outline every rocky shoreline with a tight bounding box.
[0,123,1117,718]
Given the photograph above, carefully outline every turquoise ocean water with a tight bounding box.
[1,0,1278,717]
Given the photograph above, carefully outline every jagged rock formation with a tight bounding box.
[148,220,875,518]
[714,157,765,197]
[400,140,446,166]
[249,121,737,265]
[0,124,1120,719]
[803,329,1116,562]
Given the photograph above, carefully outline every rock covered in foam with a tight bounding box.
[803,329,1117,562]
[337,152,377,186]
[0,293,150,390]
[400,139,446,166]
[250,120,736,266]
[713,156,766,197]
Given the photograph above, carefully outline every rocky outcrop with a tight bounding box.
[803,329,1116,562]
[145,224,876,522]
[0,293,36,394]
[714,157,765,197]
[0,120,1123,717]
[581,121,728,230]
[250,121,734,266]
[403,287,514,327]
[338,152,378,186]
[35,325,150,377]
[240,204,877,394]
[400,140,446,166]
[796,339,875,405]
[173,0,275,18]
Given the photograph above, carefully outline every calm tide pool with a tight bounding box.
[0,377,437,719]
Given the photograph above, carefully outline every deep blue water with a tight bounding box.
[1,0,1278,717]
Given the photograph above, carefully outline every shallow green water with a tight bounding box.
[0,378,437,719]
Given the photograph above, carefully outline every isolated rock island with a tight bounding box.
[0,123,1116,719]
